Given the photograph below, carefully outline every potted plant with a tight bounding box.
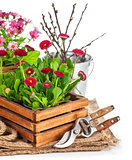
[40,3,105,95]
[0,37,88,147]
[0,10,40,73]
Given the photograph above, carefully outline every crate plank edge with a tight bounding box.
[0,93,88,147]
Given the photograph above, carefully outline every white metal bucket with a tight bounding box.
[68,53,94,96]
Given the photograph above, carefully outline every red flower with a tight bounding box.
[26,68,35,75]
[39,40,52,50]
[61,62,67,65]
[72,49,85,56]
[58,33,70,40]
[25,45,35,51]
[41,67,52,73]
[78,71,86,81]
[44,82,51,88]
[15,60,25,66]
[14,49,27,56]
[24,77,37,87]
[0,50,8,56]
[54,70,64,77]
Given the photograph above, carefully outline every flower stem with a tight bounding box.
[46,50,49,66]
[0,58,3,84]
[58,40,65,59]
[55,77,59,87]
[30,86,44,107]
[72,55,78,79]
[20,59,25,80]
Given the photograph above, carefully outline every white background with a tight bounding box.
[1,0,132,159]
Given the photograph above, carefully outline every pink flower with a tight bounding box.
[61,62,67,65]
[15,60,25,66]
[5,88,11,94]
[14,49,27,56]
[30,92,35,98]
[10,20,17,28]
[8,41,17,50]
[0,18,7,29]
[72,49,85,56]
[9,12,19,18]
[25,45,35,51]
[44,82,51,88]
[0,47,6,51]
[7,27,16,37]
[0,36,5,45]
[54,71,64,77]
[78,71,86,81]
[26,68,35,75]
[30,30,39,41]
[58,33,70,40]
[34,27,41,33]
[39,40,52,50]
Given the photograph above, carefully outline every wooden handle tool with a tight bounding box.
[90,105,114,120]
[96,116,120,131]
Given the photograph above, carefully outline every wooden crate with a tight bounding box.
[0,65,17,74]
[0,93,88,147]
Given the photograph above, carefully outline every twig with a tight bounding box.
[52,3,61,34]
[48,12,58,40]
[66,3,88,53]
[65,3,76,34]
[81,33,106,49]
[42,14,64,52]
[40,22,58,52]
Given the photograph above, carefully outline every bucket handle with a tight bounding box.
[87,58,94,77]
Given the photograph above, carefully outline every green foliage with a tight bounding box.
[0,54,82,109]
[23,51,40,65]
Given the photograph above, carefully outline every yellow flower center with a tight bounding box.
[28,71,31,73]
[44,44,47,46]
[29,80,32,83]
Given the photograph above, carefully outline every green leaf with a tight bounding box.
[32,101,40,109]
[66,58,73,68]
[14,79,20,93]
[52,87,62,100]
[42,97,48,106]
[59,64,68,72]
[58,96,71,104]
[23,96,31,104]
[64,78,80,93]
[23,51,40,65]
[50,61,59,71]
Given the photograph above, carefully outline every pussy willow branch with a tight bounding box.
[48,12,58,40]
[40,22,58,52]
[63,3,76,61]
[66,3,88,53]
[52,3,66,61]
[81,33,106,49]
[52,3,61,34]
[42,14,64,53]
[65,3,76,34]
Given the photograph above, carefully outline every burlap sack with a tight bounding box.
[0,99,119,156]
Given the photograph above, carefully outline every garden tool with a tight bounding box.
[54,105,120,148]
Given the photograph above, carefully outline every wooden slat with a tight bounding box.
[2,66,17,74]
[0,107,34,131]
[36,108,88,132]
[0,117,34,142]
[35,123,74,147]
[0,96,34,121]
[36,98,88,122]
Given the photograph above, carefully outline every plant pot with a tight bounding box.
[1,65,17,74]
[67,53,94,96]
[0,92,88,147]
